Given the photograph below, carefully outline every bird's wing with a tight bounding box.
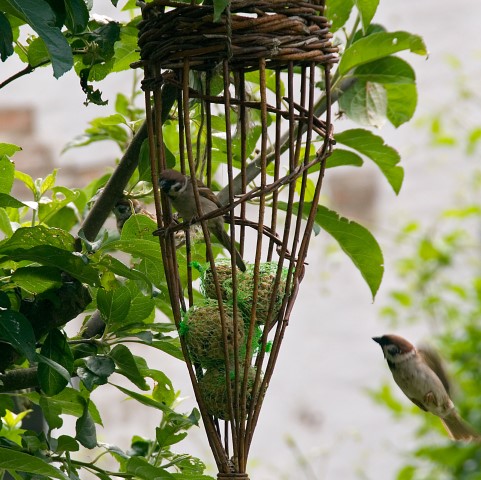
[417,344,451,395]
[195,179,223,208]
[409,396,428,412]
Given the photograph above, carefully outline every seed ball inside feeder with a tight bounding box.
[183,300,244,367]
[200,259,239,300]
[199,366,259,420]
[235,263,288,325]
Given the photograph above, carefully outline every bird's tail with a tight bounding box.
[442,411,481,441]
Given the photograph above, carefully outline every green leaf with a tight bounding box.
[338,80,387,127]
[0,208,13,236]
[6,0,73,78]
[385,83,417,127]
[150,369,176,406]
[97,254,152,292]
[353,56,416,85]
[0,193,26,208]
[156,425,187,449]
[11,266,62,294]
[75,402,97,449]
[467,127,481,155]
[38,329,74,396]
[0,143,21,156]
[0,310,37,361]
[335,128,403,194]
[0,155,15,194]
[64,0,89,34]
[126,457,175,480]
[97,286,131,328]
[0,12,14,60]
[39,395,63,429]
[121,212,158,242]
[38,186,79,224]
[0,447,69,479]
[112,384,170,413]
[0,224,75,251]
[38,169,57,195]
[121,281,155,325]
[339,31,427,75]
[151,340,184,361]
[316,205,384,298]
[354,0,379,34]
[26,36,49,67]
[213,0,229,22]
[0,395,14,417]
[348,57,418,127]
[45,204,78,231]
[396,465,416,480]
[112,25,140,72]
[1,245,100,286]
[110,344,149,390]
[325,0,354,33]
[92,114,127,127]
[326,149,363,169]
[53,435,80,453]
[14,170,35,195]
[84,355,116,379]
[33,387,102,424]
[99,239,163,263]
[37,354,71,384]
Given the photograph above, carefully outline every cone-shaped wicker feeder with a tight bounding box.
[135,1,338,477]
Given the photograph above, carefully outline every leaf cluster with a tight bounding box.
[0,145,213,479]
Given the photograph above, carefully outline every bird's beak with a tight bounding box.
[372,336,382,345]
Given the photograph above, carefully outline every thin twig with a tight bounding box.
[0,61,50,90]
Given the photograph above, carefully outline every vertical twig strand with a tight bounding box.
[138,1,337,477]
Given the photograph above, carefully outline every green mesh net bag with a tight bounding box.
[196,259,241,300]
[199,366,259,420]
[181,300,245,367]
[226,262,288,325]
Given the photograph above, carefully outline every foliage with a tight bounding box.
[0,0,427,478]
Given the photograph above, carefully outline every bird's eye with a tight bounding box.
[387,345,399,355]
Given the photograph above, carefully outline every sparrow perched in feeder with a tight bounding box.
[373,334,480,441]
[158,169,246,271]
[113,197,189,248]
[112,198,156,233]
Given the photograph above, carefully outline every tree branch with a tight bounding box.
[80,82,178,242]
[0,367,39,393]
[0,61,50,90]
[80,121,149,242]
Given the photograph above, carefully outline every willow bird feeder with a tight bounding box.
[135,1,338,477]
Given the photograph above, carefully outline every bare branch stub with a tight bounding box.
[135,1,337,476]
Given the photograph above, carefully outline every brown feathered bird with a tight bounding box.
[158,169,246,271]
[112,198,156,233]
[373,334,481,441]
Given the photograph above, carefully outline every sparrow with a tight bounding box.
[373,334,480,441]
[113,197,190,248]
[112,198,156,233]
[158,169,246,271]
